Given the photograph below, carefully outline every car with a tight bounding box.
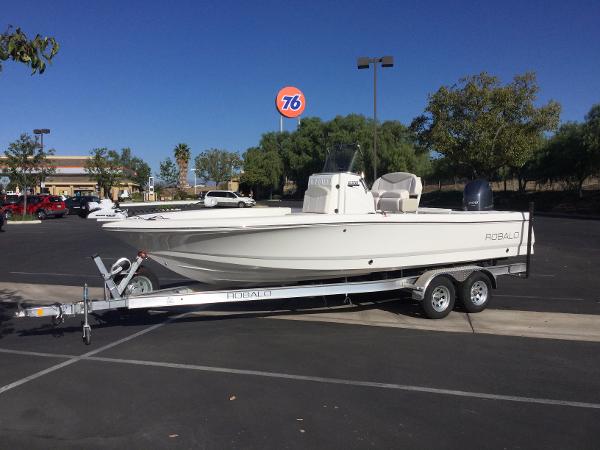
[3,195,68,220]
[203,190,256,208]
[0,194,20,207]
[65,195,101,216]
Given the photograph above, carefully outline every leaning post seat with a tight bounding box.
[371,172,423,213]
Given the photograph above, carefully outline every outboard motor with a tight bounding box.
[463,179,493,211]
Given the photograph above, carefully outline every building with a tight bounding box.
[0,155,140,199]
[217,177,240,192]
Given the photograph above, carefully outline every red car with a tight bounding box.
[3,195,68,220]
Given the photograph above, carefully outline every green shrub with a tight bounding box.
[8,214,37,222]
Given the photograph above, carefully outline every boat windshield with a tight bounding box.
[322,144,359,173]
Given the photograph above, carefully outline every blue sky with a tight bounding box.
[2,0,599,173]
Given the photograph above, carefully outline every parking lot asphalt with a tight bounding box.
[1,309,600,449]
[1,212,600,448]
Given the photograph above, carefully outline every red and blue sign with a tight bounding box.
[276,86,306,118]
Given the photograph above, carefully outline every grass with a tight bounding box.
[7,214,38,222]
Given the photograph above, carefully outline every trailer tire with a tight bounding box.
[117,266,160,297]
[421,276,455,319]
[460,272,492,313]
[83,327,91,345]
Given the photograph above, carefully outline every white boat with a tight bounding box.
[86,199,128,221]
[103,149,533,287]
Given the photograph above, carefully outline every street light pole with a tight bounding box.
[357,56,393,182]
[373,62,377,181]
[191,168,197,195]
[32,128,50,194]
[33,128,50,153]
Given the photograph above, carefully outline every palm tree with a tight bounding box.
[173,143,191,188]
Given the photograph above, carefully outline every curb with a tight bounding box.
[6,220,42,225]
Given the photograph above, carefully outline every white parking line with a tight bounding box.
[0,348,74,359]
[93,356,600,410]
[495,294,585,301]
[9,271,94,278]
[1,346,599,410]
[0,316,182,395]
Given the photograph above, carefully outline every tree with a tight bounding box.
[85,148,123,199]
[411,72,560,180]
[583,104,600,171]
[158,157,179,187]
[128,157,151,191]
[117,147,151,191]
[3,133,55,217]
[0,26,59,74]
[276,114,427,192]
[173,143,191,188]
[509,135,547,192]
[194,149,242,187]
[540,120,600,198]
[240,147,283,199]
[286,118,328,191]
[377,120,431,178]
[240,114,426,198]
[118,147,132,167]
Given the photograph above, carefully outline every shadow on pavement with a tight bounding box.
[0,289,24,339]
[3,292,427,341]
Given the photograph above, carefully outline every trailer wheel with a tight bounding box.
[83,327,91,345]
[120,266,160,297]
[460,272,492,313]
[421,276,455,319]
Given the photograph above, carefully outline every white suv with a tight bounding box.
[204,190,256,208]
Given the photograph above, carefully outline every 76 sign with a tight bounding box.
[276,86,306,118]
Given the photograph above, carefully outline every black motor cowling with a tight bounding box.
[463,179,493,211]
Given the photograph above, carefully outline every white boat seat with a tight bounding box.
[379,190,409,199]
[371,172,422,213]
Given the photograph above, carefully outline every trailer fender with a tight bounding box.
[410,266,497,301]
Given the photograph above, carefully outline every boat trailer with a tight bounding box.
[15,253,528,345]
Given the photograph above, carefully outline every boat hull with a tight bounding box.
[106,214,532,287]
